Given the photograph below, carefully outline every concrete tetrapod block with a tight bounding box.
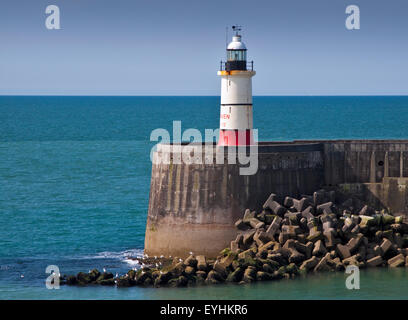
[295,241,314,259]
[366,255,383,267]
[283,196,294,208]
[263,193,277,210]
[373,245,383,257]
[336,244,351,260]
[281,225,300,238]
[242,229,256,247]
[302,206,315,221]
[359,205,374,216]
[243,209,256,222]
[306,229,323,243]
[388,254,405,268]
[312,240,328,257]
[283,239,306,264]
[249,218,265,229]
[323,229,337,249]
[253,230,274,246]
[292,198,309,212]
[316,202,333,215]
[235,219,250,231]
[269,201,287,216]
[300,256,319,272]
[380,238,393,255]
[266,216,282,237]
[347,233,364,253]
[313,190,327,207]
[230,240,239,252]
[314,253,331,272]
[213,254,235,277]
[342,254,362,266]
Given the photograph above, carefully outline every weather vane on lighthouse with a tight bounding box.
[218,26,256,146]
[232,25,242,32]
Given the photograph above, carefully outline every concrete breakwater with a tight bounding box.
[145,140,408,258]
[62,189,408,288]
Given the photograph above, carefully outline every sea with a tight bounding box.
[1,95,408,300]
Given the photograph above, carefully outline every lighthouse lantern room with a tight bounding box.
[218,26,256,146]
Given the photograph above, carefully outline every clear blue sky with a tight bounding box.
[0,0,407,95]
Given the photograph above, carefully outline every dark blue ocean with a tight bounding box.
[1,96,408,299]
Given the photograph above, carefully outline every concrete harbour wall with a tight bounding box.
[145,140,408,257]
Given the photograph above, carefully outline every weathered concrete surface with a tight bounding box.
[320,140,408,215]
[145,220,238,258]
[145,140,408,258]
[145,142,324,257]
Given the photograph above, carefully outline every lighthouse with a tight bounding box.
[218,26,256,146]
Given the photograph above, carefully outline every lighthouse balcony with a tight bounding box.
[220,60,254,72]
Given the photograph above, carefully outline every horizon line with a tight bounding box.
[1,94,408,97]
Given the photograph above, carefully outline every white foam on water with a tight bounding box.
[77,248,144,261]
[122,258,141,266]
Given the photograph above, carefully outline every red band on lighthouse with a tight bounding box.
[218,129,254,146]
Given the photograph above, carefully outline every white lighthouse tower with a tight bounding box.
[217,26,256,146]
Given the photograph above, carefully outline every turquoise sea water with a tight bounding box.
[1,96,408,300]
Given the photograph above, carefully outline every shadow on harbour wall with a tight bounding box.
[321,140,408,216]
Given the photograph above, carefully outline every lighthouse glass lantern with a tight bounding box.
[226,35,247,71]
[217,26,256,146]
